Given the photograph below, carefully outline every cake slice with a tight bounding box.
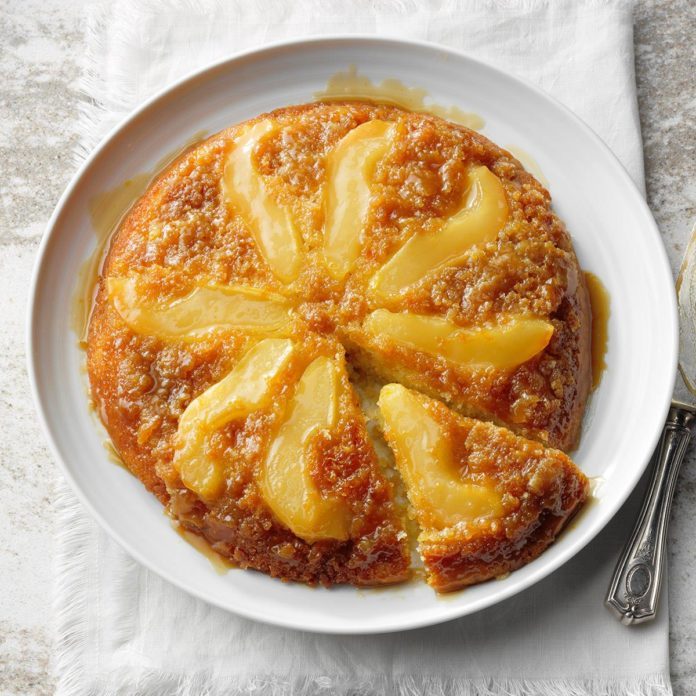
[163,337,410,587]
[378,383,588,592]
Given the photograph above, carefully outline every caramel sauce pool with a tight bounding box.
[314,65,485,130]
[504,145,550,188]
[585,272,610,390]
[172,522,234,575]
[70,130,209,346]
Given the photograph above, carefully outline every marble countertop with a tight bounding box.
[1,0,694,693]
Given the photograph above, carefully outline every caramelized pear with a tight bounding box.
[260,356,352,542]
[364,309,553,370]
[378,384,503,528]
[323,120,394,280]
[371,166,509,298]
[174,338,295,500]
[222,121,302,283]
[108,277,292,340]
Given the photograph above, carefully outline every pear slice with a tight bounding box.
[323,120,394,280]
[222,121,302,283]
[259,356,352,542]
[173,338,295,500]
[378,383,503,529]
[364,309,553,370]
[108,276,292,340]
[370,166,509,298]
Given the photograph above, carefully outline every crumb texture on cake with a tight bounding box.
[87,101,591,589]
[379,384,589,592]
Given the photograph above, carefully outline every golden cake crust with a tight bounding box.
[379,387,589,592]
[87,101,591,588]
[88,319,411,586]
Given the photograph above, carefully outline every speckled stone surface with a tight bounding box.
[0,0,694,693]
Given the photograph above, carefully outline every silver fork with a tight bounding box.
[606,225,696,624]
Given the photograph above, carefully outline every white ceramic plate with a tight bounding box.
[28,37,677,634]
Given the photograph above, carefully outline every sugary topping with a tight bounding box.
[378,383,504,528]
[323,120,394,280]
[108,276,292,340]
[258,356,352,541]
[364,309,554,369]
[370,166,509,299]
[173,338,295,499]
[89,103,589,585]
[222,121,303,283]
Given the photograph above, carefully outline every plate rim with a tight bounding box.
[27,34,678,634]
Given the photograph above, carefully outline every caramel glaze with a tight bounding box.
[504,145,550,189]
[87,102,591,588]
[584,271,610,390]
[172,520,235,575]
[315,65,485,130]
[71,131,209,345]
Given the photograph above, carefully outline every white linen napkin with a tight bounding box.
[55,1,672,694]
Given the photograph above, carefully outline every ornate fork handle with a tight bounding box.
[606,402,696,625]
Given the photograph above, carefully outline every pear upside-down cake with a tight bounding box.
[87,101,591,592]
